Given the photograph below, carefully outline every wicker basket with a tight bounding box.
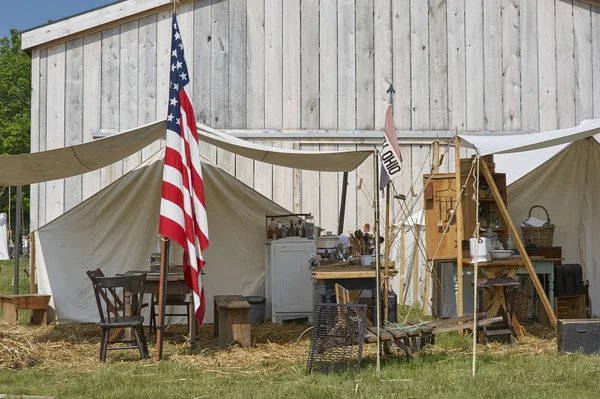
[513,288,529,323]
[521,205,555,248]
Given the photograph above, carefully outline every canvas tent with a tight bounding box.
[459,119,600,316]
[0,120,371,323]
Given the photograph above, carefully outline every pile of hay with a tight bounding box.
[0,320,556,372]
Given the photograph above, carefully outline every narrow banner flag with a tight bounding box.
[159,15,209,325]
[379,104,403,190]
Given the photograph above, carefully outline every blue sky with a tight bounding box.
[0,0,116,42]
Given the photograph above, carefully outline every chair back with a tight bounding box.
[86,269,124,317]
[89,273,146,324]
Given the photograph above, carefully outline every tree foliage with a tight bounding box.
[0,29,31,235]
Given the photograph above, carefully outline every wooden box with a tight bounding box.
[558,319,600,354]
[555,295,587,319]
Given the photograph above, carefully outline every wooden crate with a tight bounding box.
[558,319,600,354]
[555,295,587,319]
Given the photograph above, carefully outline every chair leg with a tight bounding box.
[101,328,110,363]
[139,326,149,357]
[149,295,156,335]
[133,326,147,360]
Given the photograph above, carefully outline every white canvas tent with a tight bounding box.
[34,149,291,323]
[460,120,600,316]
[2,120,370,323]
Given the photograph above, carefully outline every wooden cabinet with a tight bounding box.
[265,238,316,323]
[423,158,508,261]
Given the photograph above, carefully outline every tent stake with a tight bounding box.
[479,159,558,329]
[155,237,170,362]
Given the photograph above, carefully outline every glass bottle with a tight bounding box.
[269,218,278,240]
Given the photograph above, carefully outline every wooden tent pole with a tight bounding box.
[479,159,558,328]
[383,186,391,323]
[29,232,36,294]
[399,225,405,305]
[454,136,464,316]
[424,141,440,315]
[412,224,419,306]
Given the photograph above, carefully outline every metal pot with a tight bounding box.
[316,231,340,257]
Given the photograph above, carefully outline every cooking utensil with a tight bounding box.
[447,197,455,223]
[437,198,443,227]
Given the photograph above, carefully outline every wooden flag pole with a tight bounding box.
[383,186,391,323]
[454,136,464,316]
[155,237,170,362]
[479,159,557,328]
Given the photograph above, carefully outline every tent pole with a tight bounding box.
[454,136,464,317]
[399,225,405,305]
[373,150,381,374]
[412,225,419,305]
[479,159,558,329]
[337,172,348,236]
[29,232,36,294]
[155,237,170,362]
[13,186,21,294]
[383,186,391,323]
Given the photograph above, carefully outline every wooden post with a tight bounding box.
[383,186,391,323]
[412,225,420,306]
[29,232,36,294]
[433,141,440,173]
[399,225,405,305]
[454,136,464,316]
[154,237,170,362]
[423,261,431,314]
[479,159,558,328]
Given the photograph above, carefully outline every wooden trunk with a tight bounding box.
[558,319,600,354]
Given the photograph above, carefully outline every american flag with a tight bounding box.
[159,14,209,325]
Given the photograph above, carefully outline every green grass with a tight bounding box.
[0,258,32,322]
[1,343,600,399]
[2,273,599,398]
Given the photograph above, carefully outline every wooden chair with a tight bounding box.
[149,294,191,334]
[89,273,149,362]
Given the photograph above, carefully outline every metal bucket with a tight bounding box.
[245,296,266,324]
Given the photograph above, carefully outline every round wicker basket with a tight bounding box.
[521,205,555,248]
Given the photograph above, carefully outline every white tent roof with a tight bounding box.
[459,119,600,156]
[0,120,371,186]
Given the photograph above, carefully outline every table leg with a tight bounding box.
[124,290,132,341]
[189,299,197,349]
[548,272,554,310]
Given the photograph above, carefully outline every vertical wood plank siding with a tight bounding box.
[29,0,600,233]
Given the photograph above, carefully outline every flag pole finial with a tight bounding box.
[172,0,180,13]
[386,83,396,105]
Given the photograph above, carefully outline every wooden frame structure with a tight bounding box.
[452,139,557,328]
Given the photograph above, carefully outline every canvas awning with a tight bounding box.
[458,119,600,156]
[0,120,372,186]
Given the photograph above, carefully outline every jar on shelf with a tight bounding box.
[268,218,278,240]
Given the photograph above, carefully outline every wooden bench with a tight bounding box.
[213,295,251,348]
[0,294,51,324]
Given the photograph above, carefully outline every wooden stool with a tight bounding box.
[0,294,51,324]
[213,295,251,348]
[472,278,520,344]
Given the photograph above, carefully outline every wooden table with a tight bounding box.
[124,271,197,348]
[462,256,558,337]
[311,263,397,322]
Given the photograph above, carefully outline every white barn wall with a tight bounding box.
[29,0,600,235]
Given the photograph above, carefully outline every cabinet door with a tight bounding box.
[272,243,314,313]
